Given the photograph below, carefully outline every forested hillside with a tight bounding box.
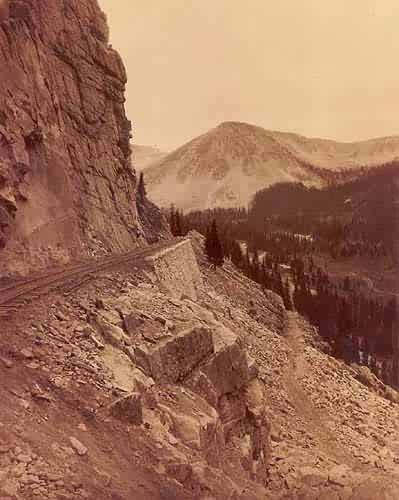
[252,162,399,257]
[175,165,399,388]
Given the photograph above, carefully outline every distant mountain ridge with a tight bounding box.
[144,121,399,211]
[132,144,167,171]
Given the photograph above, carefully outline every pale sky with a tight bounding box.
[98,0,399,150]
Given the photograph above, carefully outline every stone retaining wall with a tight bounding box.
[147,238,203,300]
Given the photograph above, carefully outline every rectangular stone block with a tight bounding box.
[146,326,214,383]
[203,343,249,398]
[109,393,143,425]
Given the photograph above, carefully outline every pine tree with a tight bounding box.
[175,210,182,236]
[204,224,211,256]
[231,240,243,268]
[244,248,251,275]
[170,205,177,236]
[261,260,270,289]
[137,172,146,199]
[251,248,260,281]
[275,271,285,299]
[282,279,293,310]
[205,219,224,268]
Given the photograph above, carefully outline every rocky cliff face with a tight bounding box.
[0,0,167,275]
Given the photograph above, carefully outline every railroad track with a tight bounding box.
[0,239,175,320]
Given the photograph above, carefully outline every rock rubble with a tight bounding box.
[2,235,399,498]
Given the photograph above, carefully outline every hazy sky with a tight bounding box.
[99,0,399,150]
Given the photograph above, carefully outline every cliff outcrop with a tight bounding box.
[0,0,167,275]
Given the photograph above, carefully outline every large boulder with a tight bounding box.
[109,393,143,425]
[187,325,252,406]
[89,313,131,350]
[123,312,145,336]
[135,326,214,383]
[204,342,249,397]
[156,387,223,456]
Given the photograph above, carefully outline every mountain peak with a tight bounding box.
[215,120,264,133]
[144,122,399,212]
[217,120,249,128]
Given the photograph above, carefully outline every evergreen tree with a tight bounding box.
[275,271,285,299]
[244,248,251,275]
[175,210,183,236]
[205,224,212,258]
[137,172,146,199]
[211,219,224,267]
[231,240,243,268]
[205,219,224,268]
[343,276,351,292]
[170,205,176,235]
[282,279,293,310]
[251,248,260,281]
[169,206,185,236]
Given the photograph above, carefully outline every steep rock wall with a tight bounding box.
[0,0,166,274]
